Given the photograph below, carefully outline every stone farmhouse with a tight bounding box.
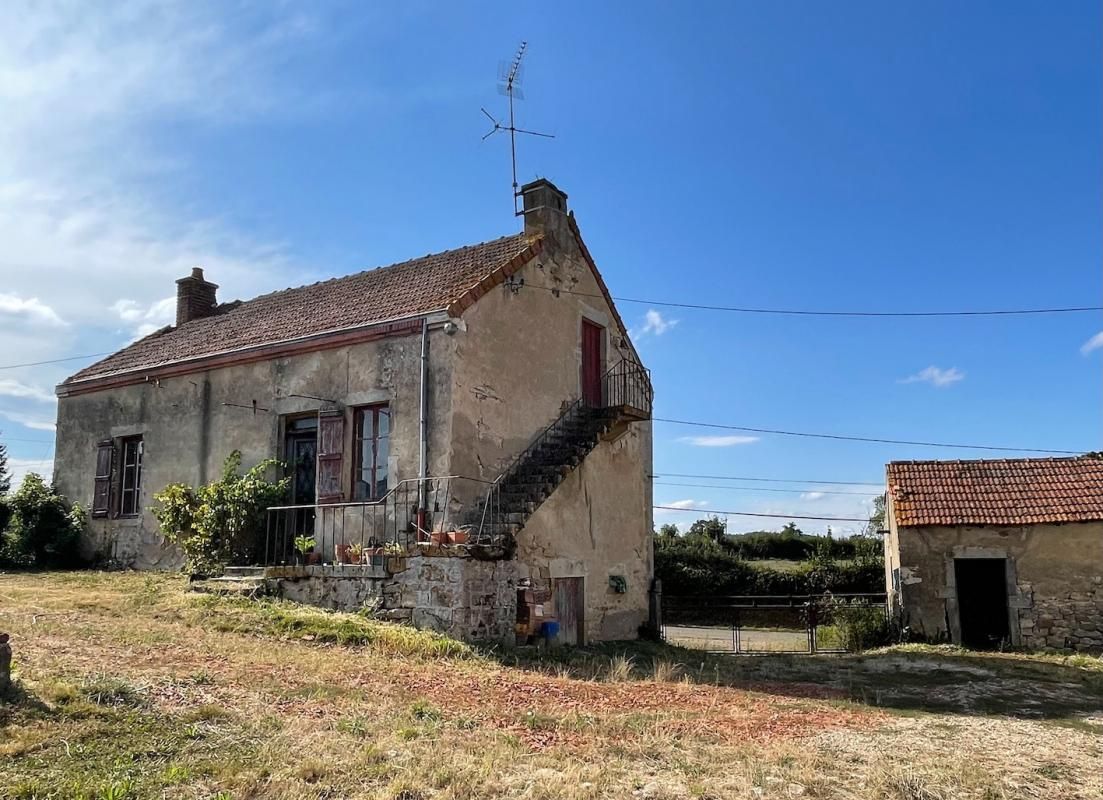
[53,179,654,644]
[884,455,1103,652]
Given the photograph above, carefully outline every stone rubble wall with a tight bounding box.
[1019,577,1103,652]
[269,549,519,643]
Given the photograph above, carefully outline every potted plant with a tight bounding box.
[449,529,469,545]
[294,535,317,566]
[345,542,363,565]
[383,540,405,572]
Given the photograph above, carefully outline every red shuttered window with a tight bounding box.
[316,413,345,503]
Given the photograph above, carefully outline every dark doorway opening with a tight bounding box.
[954,558,1010,650]
[285,415,318,537]
[581,320,604,407]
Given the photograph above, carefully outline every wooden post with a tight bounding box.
[649,578,663,639]
[0,633,11,696]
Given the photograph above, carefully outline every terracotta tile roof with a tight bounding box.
[66,233,537,384]
[887,456,1103,527]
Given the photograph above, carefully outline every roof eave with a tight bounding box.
[57,310,449,398]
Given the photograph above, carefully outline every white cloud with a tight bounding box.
[0,410,56,431]
[1080,331,1103,355]
[678,435,760,447]
[0,293,65,326]
[800,491,825,501]
[6,457,54,488]
[0,3,332,383]
[634,309,678,338]
[112,296,176,339]
[662,499,709,510]
[0,379,55,404]
[899,365,965,388]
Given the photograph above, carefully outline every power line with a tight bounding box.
[0,352,111,370]
[654,481,877,496]
[655,505,869,523]
[652,472,882,486]
[0,437,55,444]
[657,418,1083,455]
[525,282,1101,318]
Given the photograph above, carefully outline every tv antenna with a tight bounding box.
[481,41,555,216]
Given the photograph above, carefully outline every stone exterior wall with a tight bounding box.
[54,328,456,569]
[450,208,653,642]
[269,551,519,643]
[884,511,1103,652]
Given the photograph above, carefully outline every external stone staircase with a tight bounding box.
[466,360,652,547]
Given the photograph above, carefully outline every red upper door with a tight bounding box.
[581,320,604,407]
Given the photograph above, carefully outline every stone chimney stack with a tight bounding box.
[175,267,219,326]
[520,178,569,240]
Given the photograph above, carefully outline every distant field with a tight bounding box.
[2,572,1102,799]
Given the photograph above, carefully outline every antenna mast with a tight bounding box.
[481,40,555,216]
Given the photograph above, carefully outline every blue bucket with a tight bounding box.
[541,620,560,640]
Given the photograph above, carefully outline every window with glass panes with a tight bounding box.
[352,404,389,500]
[120,436,144,516]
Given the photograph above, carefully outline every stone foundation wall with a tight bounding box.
[269,550,518,643]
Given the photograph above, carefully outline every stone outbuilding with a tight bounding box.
[53,178,654,645]
[884,455,1103,652]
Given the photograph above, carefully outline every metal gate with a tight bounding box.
[658,593,888,654]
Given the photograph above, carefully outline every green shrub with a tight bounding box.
[821,598,894,652]
[654,533,883,596]
[152,451,288,575]
[1,473,85,568]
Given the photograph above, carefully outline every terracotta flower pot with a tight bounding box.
[449,530,469,545]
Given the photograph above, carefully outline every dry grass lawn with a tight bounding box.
[1,572,1102,799]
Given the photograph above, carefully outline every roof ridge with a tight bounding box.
[221,232,530,314]
[888,455,1090,466]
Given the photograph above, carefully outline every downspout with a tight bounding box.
[417,317,429,531]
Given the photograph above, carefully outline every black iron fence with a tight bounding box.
[261,476,498,566]
[602,359,653,418]
[658,592,889,654]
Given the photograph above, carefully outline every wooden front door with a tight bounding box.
[554,577,585,646]
[581,320,604,407]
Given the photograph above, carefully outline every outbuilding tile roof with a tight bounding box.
[66,233,536,384]
[887,456,1103,527]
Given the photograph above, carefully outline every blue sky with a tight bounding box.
[0,2,1099,534]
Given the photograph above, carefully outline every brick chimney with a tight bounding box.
[521,178,569,239]
[175,267,219,326]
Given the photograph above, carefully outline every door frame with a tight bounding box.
[580,318,605,407]
[283,414,320,505]
[554,576,586,646]
[944,547,1021,647]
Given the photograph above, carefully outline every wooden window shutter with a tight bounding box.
[316,412,345,503]
[92,440,114,518]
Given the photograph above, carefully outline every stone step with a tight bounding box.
[223,566,265,578]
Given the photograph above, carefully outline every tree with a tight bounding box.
[687,515,726,543]
[2,473,84,567]
[780,521,803,537]
[0,435,9,495]
[656,523,679,541]
[864,494,886,536]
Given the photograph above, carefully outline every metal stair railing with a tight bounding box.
[473,359,652,545]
